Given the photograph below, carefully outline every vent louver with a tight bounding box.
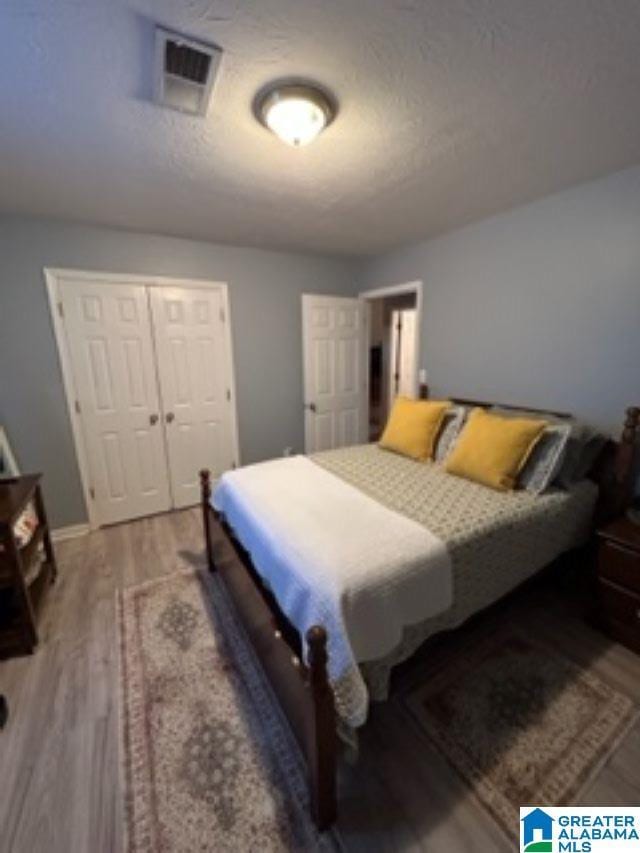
[153,27,222,116]
[165,41,211,85]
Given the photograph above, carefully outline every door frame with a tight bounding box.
[44,267,241,530]
[359,280,423,400]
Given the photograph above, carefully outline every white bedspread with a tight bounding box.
[212,455,452,726]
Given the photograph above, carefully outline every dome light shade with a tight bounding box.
[256,83,335,147]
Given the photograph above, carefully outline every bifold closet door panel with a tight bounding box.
[149,287,234,509]
[59,281,172,526]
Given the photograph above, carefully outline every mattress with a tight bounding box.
[213,443,597,729]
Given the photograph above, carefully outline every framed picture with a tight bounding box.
[0,426,19,479]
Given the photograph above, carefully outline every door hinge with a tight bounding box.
[57,301,64,319]
[231,460,237,469]
[220,307,226,323]
[74,400,81,414]
[226,389,231,402]
[89,486,95,500]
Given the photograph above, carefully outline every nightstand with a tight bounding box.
[0,475,57,657]
[596,517,640,654]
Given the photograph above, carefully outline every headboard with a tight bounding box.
[449,397,572,420]
[418,384,639,524]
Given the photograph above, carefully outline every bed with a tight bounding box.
[200,399,639,829]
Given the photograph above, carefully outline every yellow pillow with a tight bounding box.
[445,408,546,491]
[379,397,450,461]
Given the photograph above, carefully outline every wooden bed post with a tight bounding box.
[306,625,337,831]
[199,469,215,572]
[614,406,639,511]
[595,405,639,523]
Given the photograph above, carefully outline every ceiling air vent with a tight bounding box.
[153,27,222,116]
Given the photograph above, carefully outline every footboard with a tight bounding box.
[199,470,337,830]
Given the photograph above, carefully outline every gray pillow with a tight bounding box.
[518,423,572,494]
[555,429,607,487]
[434,405,467,463]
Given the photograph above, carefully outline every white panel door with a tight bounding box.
[59,280,171,526]
[150,287,234,508]
[302,294,368,453]
[389,308,417,409]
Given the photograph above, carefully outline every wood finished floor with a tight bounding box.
[1,508,639,853]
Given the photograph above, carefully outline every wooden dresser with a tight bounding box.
[0,475,57,657]
[596,517,640,654]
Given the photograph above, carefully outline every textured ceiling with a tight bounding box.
[1,0,640,256]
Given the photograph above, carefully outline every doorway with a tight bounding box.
[360,282,422,441]
[46,269,240,529]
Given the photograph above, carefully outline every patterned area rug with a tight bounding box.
[404,629,638,839]
[118,569,341,853]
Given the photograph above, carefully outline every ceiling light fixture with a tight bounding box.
[255,82,336,147]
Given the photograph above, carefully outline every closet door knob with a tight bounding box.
[166,412,175,423]
[149,413,159,425]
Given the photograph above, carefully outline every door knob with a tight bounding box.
[305,403,317,413]
[149,413,159,425]
[166,412,175,423]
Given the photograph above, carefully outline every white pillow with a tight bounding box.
[434,406,467,463]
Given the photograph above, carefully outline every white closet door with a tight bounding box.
[302,294,368,453]
[59,280,171,526]
[150,287,234,508]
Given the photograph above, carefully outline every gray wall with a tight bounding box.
[360,166,640,437]
[0,216,356,527]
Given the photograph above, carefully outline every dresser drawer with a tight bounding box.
[599,580,640,653]
[599,540,640,594]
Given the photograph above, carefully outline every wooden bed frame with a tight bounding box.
[200,401,639,830]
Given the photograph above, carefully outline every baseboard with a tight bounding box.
[51,523,90,542]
